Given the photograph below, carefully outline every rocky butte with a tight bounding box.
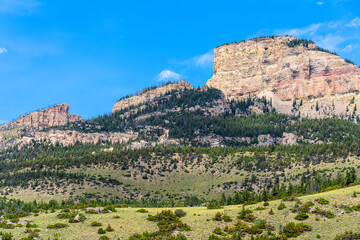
[112,80,192,113]
[2,36,360,148]
[0,103,81,130]
[206,36,360,117]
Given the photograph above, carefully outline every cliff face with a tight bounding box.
[112,80,193,113]
[206,37,360,115]
[1,103,81,130]
[16,130,138,147]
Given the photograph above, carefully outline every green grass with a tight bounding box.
[7,154,360,203]
[4,185,360,239]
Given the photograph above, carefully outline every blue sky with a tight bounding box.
[0,0,359,122]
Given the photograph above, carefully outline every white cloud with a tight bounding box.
[276,20,360,52]
[193,50,214,67]
[0,0,40,14]
[313,33,346,51]
[316,2,324,6]
[274,18,360,64]
[342,43,360,52]
[279,23,323,37]
[155,70,180,82]
[0,48,7,54]
[172,50,214,68]
[347,17,360,28]
[0,120,8,125]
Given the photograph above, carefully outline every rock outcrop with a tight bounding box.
[14,129,138,147]
[1,103,81,130]
[206,36,360,116]
[112,80,193,113]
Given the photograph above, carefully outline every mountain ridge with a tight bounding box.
[207,36,360,118]
[2,36,360,149]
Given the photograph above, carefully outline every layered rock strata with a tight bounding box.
[206,36,360,116]
[1,103,81,130]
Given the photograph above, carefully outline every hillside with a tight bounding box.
[1,185,360,239]
[1,36,360,239]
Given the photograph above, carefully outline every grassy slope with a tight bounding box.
[6,155,360,202]
[4,185,360,240]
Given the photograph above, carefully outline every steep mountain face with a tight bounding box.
[1,103,81,130]
[207,36,360,116]
[112,80,192,113]
[3,36,360,150]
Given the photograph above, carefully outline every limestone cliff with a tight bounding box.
[112,80,193,113]
[1,103,81,130]
[16,130,138,147]
[206,36,360,116]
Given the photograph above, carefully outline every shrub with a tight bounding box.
[334,231,360,239]
[325,211,335,219]
[282,222,312,238]
[269,208,274,215]
[174,222,191,231]
[295,212,309,221]
[245,224,263,235]
[255,207,266,211]
[105,224,114,232]
[278,202,286,210]
[175,233,188,240]
[24,228,40,233]
[207,202,222,209]
[85,209,98,214]
[244,213,256,222]
[212,212,223,221]
[211,212,232,222]
[56,212,70,219]
[283,195,299,202]
[263,201,269,206]
[136,208,148,213]
[147,210,191,232]
[47,223,68,229]
[174,209,186,218]
[1,232,13,240]
[98,228,106,234]
[208,234,220,240]
[222,215,232,222]
[316,198,330,205]
[147,210,178,222]
[213,227,223,235]
[314,208,335,219]
[99,236,110,240]
[69,213,86,223]
[104,206,116,213]
[3,224,15,229]
[91,221,102,227]
[300,201,314,212]
[8,218,19,223]
[25,222,38,228]
[238,206,253,220]
[24,228,40,238]
[352,204,360,211]
[254,219,267,229]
